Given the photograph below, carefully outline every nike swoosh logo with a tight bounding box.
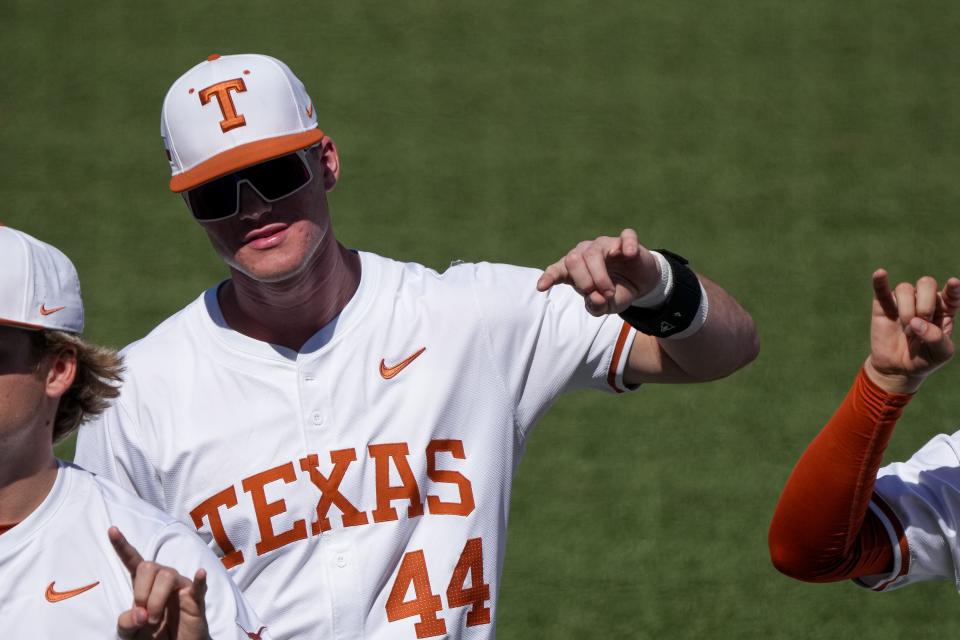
[45,580,100,603]
[305,103,314,118]
[246,627,268,640]
[39,304,66,316]
[380,347,426,380]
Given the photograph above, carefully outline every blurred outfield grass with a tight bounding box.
[4,0,960,637]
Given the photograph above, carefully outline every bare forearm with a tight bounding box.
[624,276,759,384]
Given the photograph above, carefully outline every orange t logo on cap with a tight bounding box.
[199,78,248,132]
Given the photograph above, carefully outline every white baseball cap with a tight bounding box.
[161,53,325,193]
[0,226,84,333]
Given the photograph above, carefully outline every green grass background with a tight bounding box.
[4,0,960,636]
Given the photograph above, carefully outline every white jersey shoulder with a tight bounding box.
[0,462,270,639]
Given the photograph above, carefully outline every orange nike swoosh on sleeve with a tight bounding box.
[380,347,426,379]
[45,581,100,603]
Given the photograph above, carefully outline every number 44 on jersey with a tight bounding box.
[387,537,490,638]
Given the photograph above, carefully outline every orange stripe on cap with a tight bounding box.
[869,493,910,591]
[169,128,324,192]
[606,322,632,393]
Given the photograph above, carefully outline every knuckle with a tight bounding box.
[894,282,914,295]
[584,300,604,317]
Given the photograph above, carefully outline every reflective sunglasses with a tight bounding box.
[185,149,314,221]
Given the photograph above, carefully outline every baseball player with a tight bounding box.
[75,53,759,639]
[769,269,960,592]
[0,226,269,639]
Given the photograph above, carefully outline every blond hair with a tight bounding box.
[31,330,124,443]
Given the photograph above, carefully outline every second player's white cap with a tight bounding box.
[0,225,84,333]
[161,53,325,193]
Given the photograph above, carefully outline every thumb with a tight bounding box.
[116,606,147,638]
[910,317,954,362]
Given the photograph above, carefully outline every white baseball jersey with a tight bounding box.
[0,460,269,639]
[75,251,638,639]
[856,430,960,592]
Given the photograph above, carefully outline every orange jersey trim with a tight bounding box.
[606,322,632,393]
[169,128,325,192]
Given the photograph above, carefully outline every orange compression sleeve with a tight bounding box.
[768,367,913,582]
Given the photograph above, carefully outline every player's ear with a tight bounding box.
[316,136,339,192]
[44,345,77,400]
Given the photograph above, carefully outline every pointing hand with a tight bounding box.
[537,229,660,316]
[110,526,210,640]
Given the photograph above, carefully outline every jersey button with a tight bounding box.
[336,553,347,568]
[311,412,324,426]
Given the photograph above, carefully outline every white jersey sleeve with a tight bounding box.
[91,471,272,639]
[465,262,638,438]
[857,430,960,592]
[149,520,270,639]
[76,392,165,510]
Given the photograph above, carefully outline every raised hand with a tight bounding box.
[109,526,210,640]
[866,269,960,394]
[536,228,660,316]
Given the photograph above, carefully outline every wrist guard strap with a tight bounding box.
[619,250,702,338]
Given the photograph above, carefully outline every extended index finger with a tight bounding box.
[108,526,145,577]
[190,569,208,610]
[536,259,570,292]
[872,269,899,319]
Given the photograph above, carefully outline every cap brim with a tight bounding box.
[169,128,325,192]
[0,316,44,331]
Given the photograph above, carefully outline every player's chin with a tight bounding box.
[231,250,313,283]
[230,221,325,282]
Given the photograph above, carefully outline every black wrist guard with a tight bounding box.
[618,250,702,338]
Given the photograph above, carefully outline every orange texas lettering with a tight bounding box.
[190,439,476,569]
